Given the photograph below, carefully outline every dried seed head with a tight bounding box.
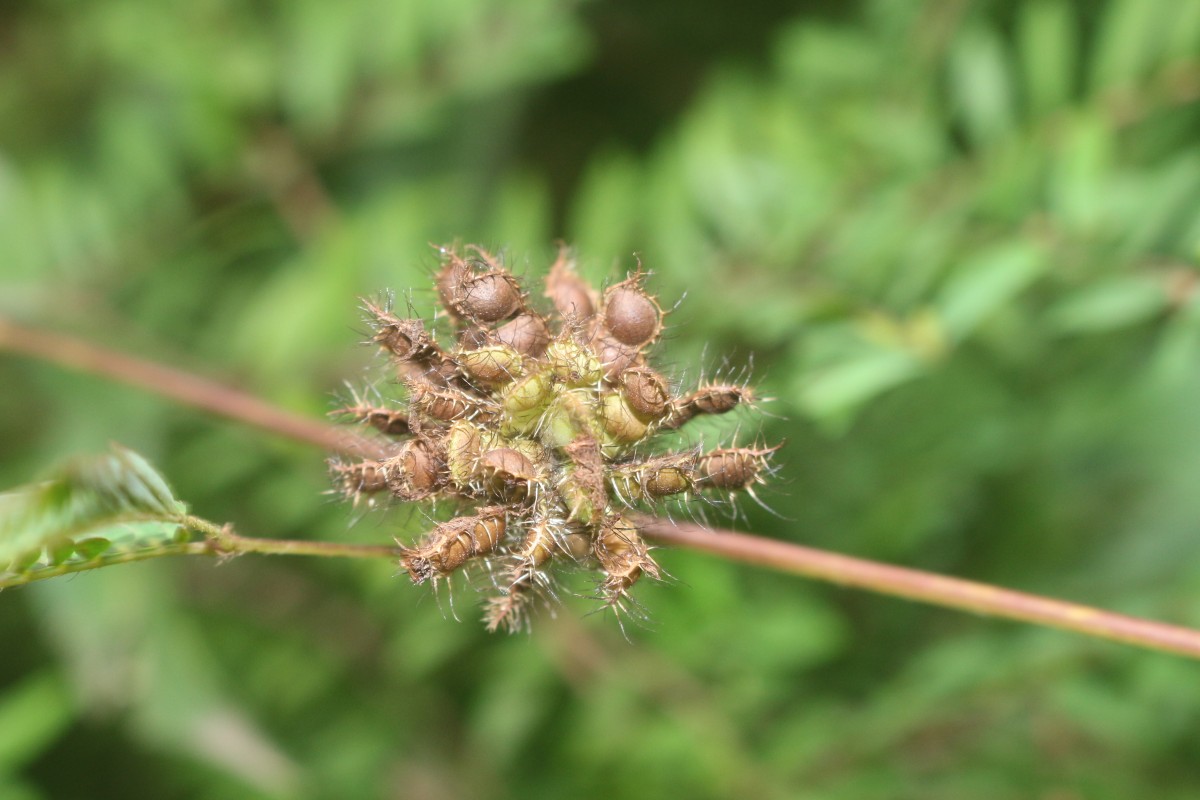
[603,276,662,347]
[338,243,779,630]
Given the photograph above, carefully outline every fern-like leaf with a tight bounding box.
[0,445,199,587]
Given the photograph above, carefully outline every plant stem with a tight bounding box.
[5,317,1200,659]
[0,317,391,460]
[0,516,401,590]
[182,516,400,560]
[633,515,1200,661]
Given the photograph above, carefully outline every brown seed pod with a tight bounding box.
[452,270,524,323]
[479,447,539,502]
[544,247,596,322]
[619,366,670,420]
[386,437,446,501]
[602,274,663,347]
[330,460,390,497]
[409,383,498,423]
[400,507,507,584]
[435,248,473,320]
[662,384,754,429]
[589,333,643,383]
[594,514,659,599]
[364,304,440,363]
[494,313,551,357]
[332,404,410,437]
[695,444,780,491]
[609,452,696,502]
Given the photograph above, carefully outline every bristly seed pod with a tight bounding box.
[479,447,539,502]
[594,514,659,602]
[400,507,506,584]
[662,383,754,429]
[385,437,446,501]
[331,460,390,498]
[495,313,551,357]
[620,366,670,420]
[695,444,780,491]
[365,306,440,364]
[333,404,411,437]
[544,246,596,322]
[334,243,780,631]
[603,273,663,347]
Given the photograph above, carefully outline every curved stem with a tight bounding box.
[4,316,1200,659]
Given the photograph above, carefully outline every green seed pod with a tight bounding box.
[598,391,649,445]
[457,344,524,385]
[545,339,602,387]
[445,420,497,487]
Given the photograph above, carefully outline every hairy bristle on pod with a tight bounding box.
[332,244,780,631]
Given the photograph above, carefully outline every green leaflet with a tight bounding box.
[0,445,192,586]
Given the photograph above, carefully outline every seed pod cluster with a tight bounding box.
[332,243,780,631]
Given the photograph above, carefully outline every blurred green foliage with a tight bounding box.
[2,0,1200,797]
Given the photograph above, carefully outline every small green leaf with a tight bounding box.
[0,445,189,581]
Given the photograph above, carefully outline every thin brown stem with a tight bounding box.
[4,318,1200,658]
[634,515,1200,661]
[0,317,391,460]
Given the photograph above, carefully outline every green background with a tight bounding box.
[3,0,1200,797]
